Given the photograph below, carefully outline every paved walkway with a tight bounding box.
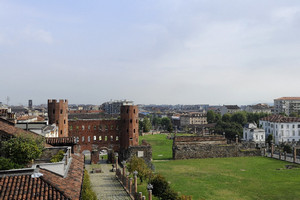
[85,161,131,200]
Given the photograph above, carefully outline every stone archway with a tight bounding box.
[82,150,91,164]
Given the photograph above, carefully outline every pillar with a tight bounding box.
[284,151,287,160]
[129,178,133,194]
[271,143,274,158]
[91,150,99,164]
[148,189,152,200]
[293,148,297,163]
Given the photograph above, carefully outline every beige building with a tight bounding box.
[220,105,241,116]
[180,112,207,127]
[274,97,300,116]
[244,103,272,114]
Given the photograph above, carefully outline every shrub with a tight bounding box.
[0,157,21,170]
[127,156,152,183]
[82,170,97,200]
[150,173,180,200]
[50,150,65,163]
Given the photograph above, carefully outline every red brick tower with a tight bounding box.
[120,105,139,149]
[48,99,68,137]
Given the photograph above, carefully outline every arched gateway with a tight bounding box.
[47,99,150,164]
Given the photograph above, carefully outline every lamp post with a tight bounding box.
[147,183,153,200]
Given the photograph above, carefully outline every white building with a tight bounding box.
[274,97,300,116]
[259,115,300,144]
[243,123,265,144]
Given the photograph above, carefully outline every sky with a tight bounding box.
[1,0,300,106]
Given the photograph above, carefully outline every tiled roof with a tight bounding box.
[39,154,84,200]
[260,115,300,123]
[0,154,84,200]
[224,105,240,109]
[0,174,70,200]
[275,97,300,101]
[0,118,41,138]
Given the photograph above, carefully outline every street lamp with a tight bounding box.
[147,183,153,200]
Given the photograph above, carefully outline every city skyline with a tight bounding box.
[1,1,300,105]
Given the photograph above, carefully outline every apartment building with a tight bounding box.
[274,97,300,116]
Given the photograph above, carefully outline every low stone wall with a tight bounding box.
[173,136,261,160]
[119,144,152,165]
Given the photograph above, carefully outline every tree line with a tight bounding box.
[207,111,270,140]
[139,115,173,133]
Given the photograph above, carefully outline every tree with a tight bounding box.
[1,134,44,166]
[50,150,65,163]
[152,116,162,129]
[266,134,273,146]
[207,110,216,123]
[0,157,21,170]
[143,117,152,133]
[127,156,151,183]
[222,113,231,123]
[231,112,247,126]
[290,112,299,117]
[161,117,171,131]
[150,174,179,200]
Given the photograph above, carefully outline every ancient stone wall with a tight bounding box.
[173,136,261,160]
[119,143,152,166]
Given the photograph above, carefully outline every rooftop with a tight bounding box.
[274,97,300,101]
[260,115,300,123]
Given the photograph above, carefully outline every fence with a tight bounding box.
[264,144,300,164]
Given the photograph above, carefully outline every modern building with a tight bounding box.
[101,100,134,114]
[220,105,241,116]
[242,123,265,144]
[244,103,272,114]
[28,99,33,109]
[259,115,300,144]
[274,97,300,116]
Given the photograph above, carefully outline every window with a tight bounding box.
[111,125,114,130]
[299,130,300,136]
[99,136,102,141]
[94,136,96,141]
[105,125,108,131]
[82,136,85,142]
[88,136,90,142]
[116,136,119,141]
[256,135,258,140]
[76,126,79,130]
[287,125,289,129]
[60,109,63,114]
[130,119,132,123]
[281,125,283,129]
[127,129,129,133]
[53,109,55,114]
[70,125,73,130]
[261,135,263,139]
[127,109,129,113]
[105,136,107,141]
[293,131,295,136]
[134,129,135,133]
[94,126,97,130]
[88,125,90,130]
[64,120,66,124]
[298,124,300,128]
[275,131,278,136]
[293,125,295,128]
[99,125,102,131]
[111,136,113,141]
[82,125,85,130]
[134,109,135,113]
[116,125,119,130]
[60,130,62,135]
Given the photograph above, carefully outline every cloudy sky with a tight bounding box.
[1,0,300,106]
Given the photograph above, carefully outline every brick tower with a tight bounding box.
[48,99,68,137]
[120,105,139,149]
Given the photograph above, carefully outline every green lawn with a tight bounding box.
[138,134,300,200]
[154,157,300,200]
[139,134,173,160]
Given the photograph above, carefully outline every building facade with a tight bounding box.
[274,97,300,116]
[244,103,272,114]
[180,112,207,127]
[259,115,300,144]
[101,100,134,114]
[220,105,241,116]
[242,123,265,144]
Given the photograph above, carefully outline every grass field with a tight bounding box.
[139,134,173,160]
[138,134,300,200]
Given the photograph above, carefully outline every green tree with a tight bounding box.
[222,113,231,123]
[1,134,44,166]
[207,110,216,123]
[290,112,299,117]
[231,112,247,126]
[50,150,65,163]
[143,117,152,133]
[127,156,151,183]
[161,117,171,131]
[0,157,21,170]
[152,116,162,129]
[266,134,273,146]
[150,174,179,200]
